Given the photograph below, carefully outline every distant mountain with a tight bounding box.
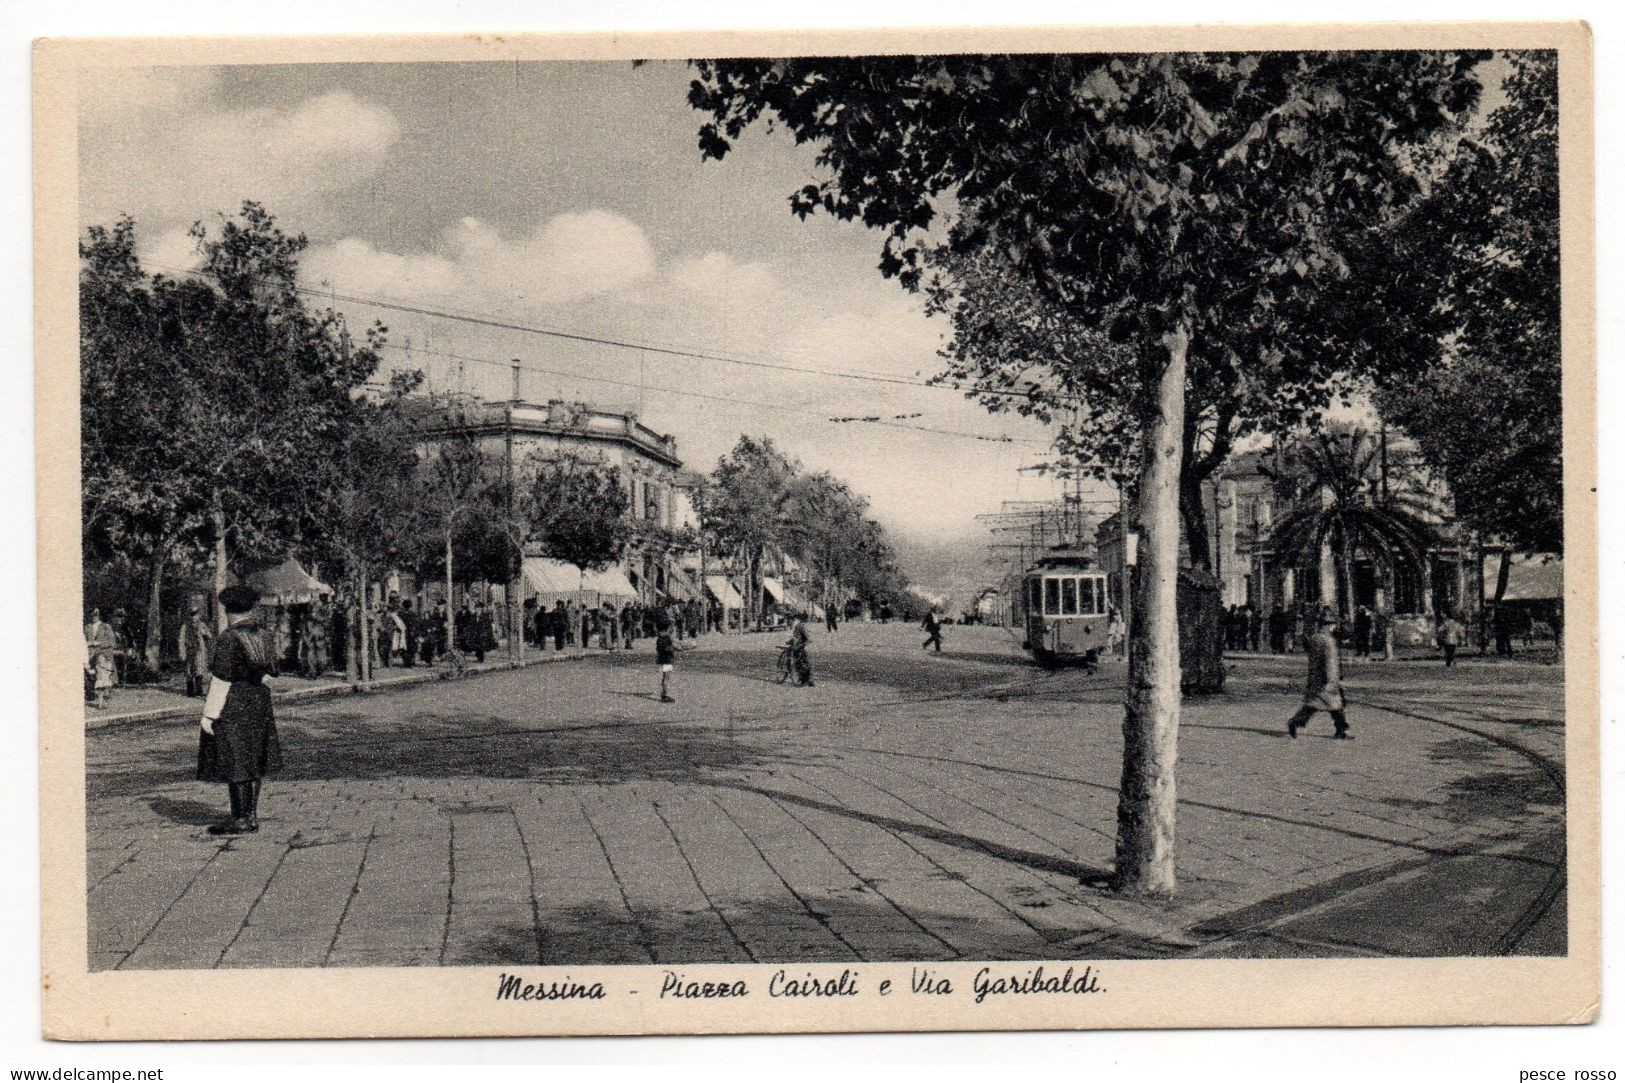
[890,530,1007,611]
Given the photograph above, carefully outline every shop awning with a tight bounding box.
[762,577,786,604]
[246,558,332,606]
[1485,554,1563,602]
[664,571,701,601]
[522,558,638,603]
[704,575,744,609]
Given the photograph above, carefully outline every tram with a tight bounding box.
[1019,549,1113,668]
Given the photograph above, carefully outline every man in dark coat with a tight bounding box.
[1268,603,1288,653]
[552,600,567,651]
[1353,605,1373,658]
[197,585,283,835]
[1286,606,1351,740]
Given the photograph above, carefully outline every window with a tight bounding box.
[1043,578,1060,616]
[1091,578,1106,615]
[1061,577,1078,615]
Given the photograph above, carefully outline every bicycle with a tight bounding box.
[775,645,794,684]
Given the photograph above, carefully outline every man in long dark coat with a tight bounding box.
[197,585,283,835]
[1286,606,1351,740]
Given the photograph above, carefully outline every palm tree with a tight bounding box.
[1267,426,1441,657]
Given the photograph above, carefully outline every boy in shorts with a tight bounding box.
[656,619,677,703]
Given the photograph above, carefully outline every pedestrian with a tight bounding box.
[552,600,568,651]
[1286,605,1351,740]
[302,602,331,678]
[1107,605,1125,659]
[1492,604,1514,657]
[825,605,839,634]
[1267,603,1288,654]
[655,618,678,703]
[475,601,496,662]
[621,604,636,650]
[1248,605,1262,652]
[179,603,213,697]
[399,600,419,668]
[1353,605,1373,659]
[196,584,283,835]
[789,612,814,686]
[921,608,943,653]
[110,608,131,685]
[1437,609,1464,667]
[84,607,118,708]
[455,601,475,661]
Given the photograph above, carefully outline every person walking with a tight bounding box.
[180,603,213,697]
[1437,609,1464,667]
[1492,604,1514,658]
[789,612,815,686]
[197,585,283,835]
[552,600,568,652]
[1286,605,1351,740]
[1353,605,1373,659]
[1247,605,1262,652]
[921,609,943,653]
[1267,603,1288,654]
[655,618,678,703]
[84,608,118,708]
[1107,605,1126,659]
[825,605,839,634]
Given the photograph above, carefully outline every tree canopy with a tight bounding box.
[1374,52,1561,556]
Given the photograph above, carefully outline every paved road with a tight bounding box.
[84,622,1566,970]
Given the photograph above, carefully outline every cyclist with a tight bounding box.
[788,612,814,687]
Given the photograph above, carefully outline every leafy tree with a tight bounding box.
[1374,52,1561,605]
[526,452,631,582]
[410,395,511,655]
[702,436,800,628]
[689,51,1482,894]
[80,219,203,666]
[81,204,381,661]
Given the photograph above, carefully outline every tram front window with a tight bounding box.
[1043,578,1060,615]
[1061,577,1078,615]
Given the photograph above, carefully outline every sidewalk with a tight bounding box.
[82,643,604,730]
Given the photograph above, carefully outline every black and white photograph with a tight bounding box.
[33,22,1596,1039]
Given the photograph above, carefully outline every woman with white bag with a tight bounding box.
[196,585,284,835]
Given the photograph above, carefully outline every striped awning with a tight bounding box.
[704,575,745,608]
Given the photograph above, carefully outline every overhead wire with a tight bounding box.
[145,260,1051,448]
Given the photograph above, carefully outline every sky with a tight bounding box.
[78,60,1072,596]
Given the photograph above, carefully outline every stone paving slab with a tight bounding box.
[83,622,1566,970]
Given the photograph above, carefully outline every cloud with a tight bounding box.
[667,250,778,299]
[80,74,399,230]
[301,209,656,310]
[136,225,203,277]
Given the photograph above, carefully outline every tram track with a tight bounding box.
[88,649,1566,957]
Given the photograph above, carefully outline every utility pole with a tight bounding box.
[340,322,372,690]
[507,359,523,666]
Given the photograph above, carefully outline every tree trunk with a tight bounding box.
[1317,540,1338,612]
[143,538,170,670]
[1113,325,1188,898]
[1493,548,1512,605]
[1338,538,1356,624]
[1377,559,1396,660]
[211,489,229,633]
[358,565,372,689]
[444,529,456,661]
[1178,472,1212,573]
